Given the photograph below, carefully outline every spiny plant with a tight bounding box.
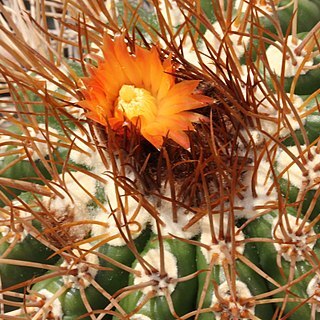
[0,0,319,319]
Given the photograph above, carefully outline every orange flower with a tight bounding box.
[79,35,211,149]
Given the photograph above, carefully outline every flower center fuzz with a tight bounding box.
[116,85,157,122]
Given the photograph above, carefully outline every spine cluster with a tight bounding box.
[0,1,319,319]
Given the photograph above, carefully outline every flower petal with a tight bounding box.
[79,35,211,149]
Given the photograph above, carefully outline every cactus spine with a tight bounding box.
[0,1,319,319]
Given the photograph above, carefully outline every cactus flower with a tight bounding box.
[79,35,211,149]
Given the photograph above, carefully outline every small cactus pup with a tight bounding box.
[0,0,319,319]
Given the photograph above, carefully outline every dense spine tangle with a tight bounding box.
[0,1,319,319]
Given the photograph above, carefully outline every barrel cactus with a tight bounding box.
[0,1,319,319]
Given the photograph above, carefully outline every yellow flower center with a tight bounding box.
[115,85,157,123]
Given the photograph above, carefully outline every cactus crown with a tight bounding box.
[0,0,319,319]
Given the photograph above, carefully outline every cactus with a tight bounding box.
[0,1,319,319]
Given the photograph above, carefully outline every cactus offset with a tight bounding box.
[0,1,319,319]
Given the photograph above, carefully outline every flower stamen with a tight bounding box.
[115,85,157,123]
